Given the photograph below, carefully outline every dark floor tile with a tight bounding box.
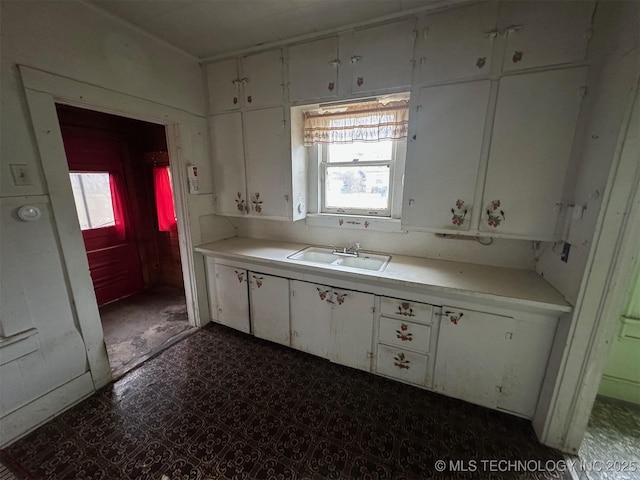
[1,323,579,480]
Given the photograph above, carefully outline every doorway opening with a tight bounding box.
[577,264,640,478]
[56,104,193,377]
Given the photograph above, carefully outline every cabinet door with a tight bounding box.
[290,281,332,359]
[434,307,512,410]
[497,316,556,418]
[402,80,491,231]
[206,58,240,113]
[249,273,290,346]
[480,68,587,238]
[288,37,339,102]
[215,264,250,334]
[414,2,498,85]
[499,1,595,72]
[242,49,283,109]
[351,19,416,94]
[210,112,248,216]
[244,107,290,219]
[331,288,374,371]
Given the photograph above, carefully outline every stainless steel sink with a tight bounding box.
[288,246,391,272]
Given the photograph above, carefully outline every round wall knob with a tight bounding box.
[17,205,41,222]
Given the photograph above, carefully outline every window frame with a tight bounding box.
[320,142,396,217]
[316,140,406,218]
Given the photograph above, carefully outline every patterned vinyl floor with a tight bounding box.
[576,396,640,480]
[1,323,572,480]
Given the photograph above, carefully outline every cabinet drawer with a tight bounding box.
[380,297,433,324]
[376,345,429,386]
[379,317,431,353]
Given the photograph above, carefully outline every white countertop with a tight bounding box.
[196,237,572,313]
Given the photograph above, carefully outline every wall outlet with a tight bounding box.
[10,164,33,186]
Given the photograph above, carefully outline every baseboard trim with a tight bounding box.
[598,375,640,405]
[0,372,94,447]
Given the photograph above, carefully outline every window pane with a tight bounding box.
[325,165,390,211]
[69,172,115,230]
[327,141,393,163]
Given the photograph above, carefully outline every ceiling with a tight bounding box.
[88,0,451,60]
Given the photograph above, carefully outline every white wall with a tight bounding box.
[231,217,536,269]
[536,1,640,304]
[0,0,230,446]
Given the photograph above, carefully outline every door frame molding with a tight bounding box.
[19,65,203,389]
[534,80,640,452]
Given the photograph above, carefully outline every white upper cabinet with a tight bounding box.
[206,49,283,113]
[480,67,588,238]
[244,107,290,219]
[242,49,284,109]
[210,107,292,220]
[402,80,491,231]
[499,1,596,72]
[288,37,339,103]
[414,2,498,85]
[351,19,416,94]
[210,112,247,216]
[206,58,241,113]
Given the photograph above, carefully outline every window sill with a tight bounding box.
[306,213,404,232]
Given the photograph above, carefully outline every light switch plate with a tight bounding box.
[10,164,33,186]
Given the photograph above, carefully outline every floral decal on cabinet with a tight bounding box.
[446,311,464,325]
[252,192,263,213]
[233,270,245,283]
[316,287,330,302]
[328,82,335,92]
[486,200,505,228]
[393,352,410,370]
[252,275,263,288]
[476,57,486,69]
[396,324,413,342]
[235,192,247,213]
[335,292,346,305]
[396,303,415,317]
[512,51,523,63]
[451,199,468,226]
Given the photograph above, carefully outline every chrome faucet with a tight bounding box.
[332,243,361,257]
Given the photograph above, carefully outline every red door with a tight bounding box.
[63,136,144,306]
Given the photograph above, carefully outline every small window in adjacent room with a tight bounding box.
[303,96,409,217]
[69,172,116,230]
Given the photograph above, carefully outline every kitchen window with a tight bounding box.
[304,97,409,217]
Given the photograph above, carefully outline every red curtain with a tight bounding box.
[109,173,127,240]
[153,166,177,232]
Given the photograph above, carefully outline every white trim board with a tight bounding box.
[19,65,204,390]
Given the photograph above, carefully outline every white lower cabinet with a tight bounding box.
[249,273,290,346]
[205,258,559,420]
[375,296,440,387]
[433,306,556,418]
[213,263,251,334]
[290,280,374,371]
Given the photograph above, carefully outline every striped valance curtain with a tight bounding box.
[303,100,409,146]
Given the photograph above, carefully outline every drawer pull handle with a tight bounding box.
[393,352,410,370]
[397,303,415,317]
[396,323,413,341]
